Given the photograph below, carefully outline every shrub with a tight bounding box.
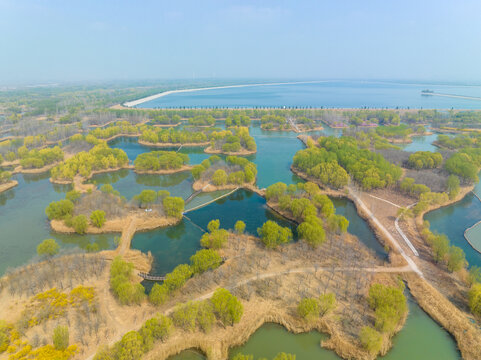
[52,325,69,351]
[90,210,106,228]
[72,215,88,234]
[360,326,382,354]
[37,239,60,258]
[297,298,319,321]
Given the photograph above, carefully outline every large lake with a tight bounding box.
[136,81,481,109]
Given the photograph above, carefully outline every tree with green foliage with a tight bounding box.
[66,190,81,202]
[141,315,172,342]
[157,190,170,200]
[212,169,228,186]
[257,221,293,249]
[207,219,220,232]
[408,151,443,169]
[359,326,382,355]
[110,257,145,305]
[297,298,320,321]
[265,182,287,201]
[446,175,460,199]
[235,220,246,234]
[115,331,144,360]
[210,288,244,326]
[445,152,478,183]
[469,283,481,317]
[72,214,88,234]
[319,293,337,315]
[368,283,407,334]
[45,199,74,220]
[447,246,466,272]
[90,210,106,228]
[190,249,222,274]
[37,239,60,258]
[297,215,326,247]
[53,325,69,351]
[196,300,216,333]
[134,189,157,208]
[163,196,185,218]
[172,302,199,332]
[149,283,170,306]
[163,264,193,291]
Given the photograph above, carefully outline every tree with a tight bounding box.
[66,190,81,202]
[212,169,228,186]
[190,249,222,274]
[265,182,287,201]
[210,288,243,326]
[257,221,293,249]
[115,331,144,360]
[319,293,336,315]
[297,216,325,247]
[53,325,69,350]
[297,298,319,321]
[469,283,481,317]
[37,239,59,258]
[90,210,106,228]
[446,175,460,199]
[200,229,229,249]
[141,315,172,341]
[163,264,193,291]
[134,190,157,208]
[163,196,185,219]
[232,354,253,360]
[45,199,74,220]
[207,219,220,232]
[359,326,382,355]
[234,220,246,235]
[72,215,88,234]
[149,284,169,306]
[469,266,481,285]
[196,300,216,333]
[447,246,466,272]
[172,302,198,332]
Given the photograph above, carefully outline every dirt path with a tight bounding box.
[85,263,411,359]
[348,188,423,277]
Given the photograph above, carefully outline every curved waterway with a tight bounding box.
[170,295,460,360]
[0,172,116,275]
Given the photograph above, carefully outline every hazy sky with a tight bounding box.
[1,0,481,84]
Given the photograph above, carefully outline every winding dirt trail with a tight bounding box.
[86,264,411,360]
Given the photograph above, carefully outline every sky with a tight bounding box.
[1,0,481,84]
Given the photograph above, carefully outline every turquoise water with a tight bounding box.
[170,296,459,360]
[89,169,193,201]
[425,192,481,267]
[398,132,439,152]
[137,81,481,109]
[0,173,115,275]
[131,189,297,276]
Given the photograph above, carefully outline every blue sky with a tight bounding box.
[1,0,481,84]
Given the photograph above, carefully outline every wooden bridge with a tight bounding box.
[138,257,227,282]
[138,272,166,281]
[184,189,203,204]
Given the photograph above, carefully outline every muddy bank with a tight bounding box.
[138,140,210,148]
[192,180,257,193]
[0,180,18,194]
[204,146,257,156]
[134,165,193,175]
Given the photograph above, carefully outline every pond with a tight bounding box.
[170,295,460,360]
[0,173,116,275]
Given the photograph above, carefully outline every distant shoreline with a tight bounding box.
[123,80,329,107]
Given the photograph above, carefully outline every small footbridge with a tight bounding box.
[138,257,228,281]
